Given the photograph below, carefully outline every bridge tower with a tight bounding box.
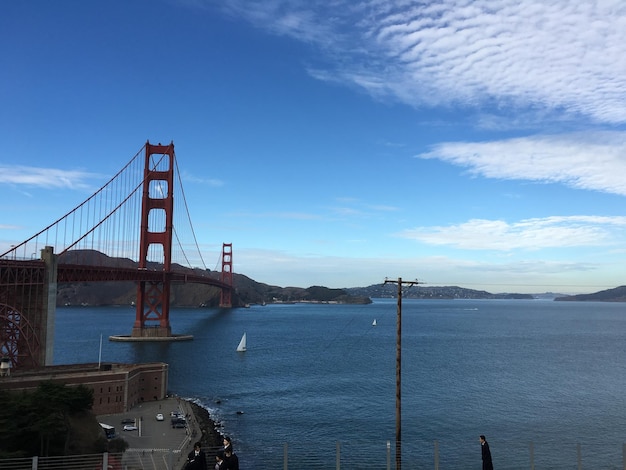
[132,142,175,338]
[220,243,233,308]
[0,246,56,370]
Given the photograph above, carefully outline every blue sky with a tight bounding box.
[2,0,626,294]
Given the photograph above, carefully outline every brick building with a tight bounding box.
[0,362,168,415]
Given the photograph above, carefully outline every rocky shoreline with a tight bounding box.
[187,400,224,453]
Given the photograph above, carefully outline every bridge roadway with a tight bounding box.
[0,258,231,289]
[97,396,202,470]
[57,263,231,289]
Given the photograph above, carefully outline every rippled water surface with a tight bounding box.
[54,299,626,469]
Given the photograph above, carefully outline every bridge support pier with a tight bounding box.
[131,326,172,338]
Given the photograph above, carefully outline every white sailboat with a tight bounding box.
[236,333,247,352]
[372,319,377,326]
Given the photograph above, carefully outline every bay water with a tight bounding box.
[54,299,626,469]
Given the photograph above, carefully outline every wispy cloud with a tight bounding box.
[397,215,626,250]
[230,247,613,292]
[330,197,400,217]
[207,0,626,124]
[366,203,399,212]
[216,1,342,46]
[331,206,364,217]
[182,172,225,187]
[416,132,626,196]
[230,210,322,220]
[0,165,98,190]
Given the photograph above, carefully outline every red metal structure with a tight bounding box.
[0,141,234,369]
[133,142,175,338]
[220,243,233,308]
[0,259,46,369]
[0,247,56,370]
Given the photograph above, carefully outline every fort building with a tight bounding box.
[0,361,168,415]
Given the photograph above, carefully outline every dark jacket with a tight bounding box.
[224,452,239,470]
[186,448,207,470]
[482,441,493,470]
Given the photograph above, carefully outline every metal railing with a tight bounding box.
[2,440,626,470]
[0,451,178,470]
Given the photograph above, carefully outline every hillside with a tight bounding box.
[345,284,533,300]
[56,250,371,307]
[56,250,625,305]
[554,285,626,302]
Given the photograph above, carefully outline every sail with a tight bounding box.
[236,333,247,352]
[372,319,377,326]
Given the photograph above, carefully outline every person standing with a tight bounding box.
[224,447,239,470]
[186,442,207,470]
[479,435,494,470]
[214,451,225,469]
[222,436,232,455]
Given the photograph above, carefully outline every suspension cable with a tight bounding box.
[174,154,208,271]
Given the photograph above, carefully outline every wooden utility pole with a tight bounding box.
[384,277,421,470]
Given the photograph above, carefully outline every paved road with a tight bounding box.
[98,396,201,470]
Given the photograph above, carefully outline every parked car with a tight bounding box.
[171,416,186,426]
[156,413,164,421]
[123,425,138,431]
[121,418,135,425]
[172,422,186,429]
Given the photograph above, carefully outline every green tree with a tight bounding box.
[0,382,94,457]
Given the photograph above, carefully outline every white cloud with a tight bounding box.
[361,0,626,122]
[216,1,339,46]
[0,165,97,190]
[397,215,626,250]
[416,131,626,196]
[209,0,626,124]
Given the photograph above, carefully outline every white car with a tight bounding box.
[123,424,138,431]
[156,413,164,421]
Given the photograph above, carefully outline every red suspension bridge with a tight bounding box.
[0,141,234,371]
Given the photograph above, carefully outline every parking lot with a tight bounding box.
[97,396,200,469]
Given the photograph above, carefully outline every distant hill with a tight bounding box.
[345,284,533,300]
[229,273,372,305]
[554,285,626,302]
[57,250,625,305]
[56,250,371,307]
